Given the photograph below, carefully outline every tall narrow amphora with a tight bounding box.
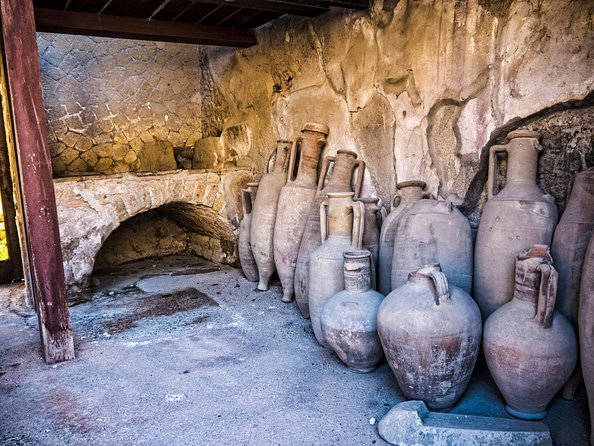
[551,167,594,325]
[484,245,577,420]
[238,183,259,282]
[294,150,364,318]
[378,181,427,295]
[579,230,594,445]
[474,130,558,319]
[309,192,364,347]
[250,140,293,291]
[273,123,328,303]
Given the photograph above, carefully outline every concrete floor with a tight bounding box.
[0,254,589,445]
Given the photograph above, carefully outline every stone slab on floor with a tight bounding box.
[378,400,552,446]
[0,254,589,445]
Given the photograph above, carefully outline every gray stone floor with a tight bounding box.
[0,255,588,445]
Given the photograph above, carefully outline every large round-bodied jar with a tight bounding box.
[378,264,481,411]
[484,245,577,420]
[321,250,384,372]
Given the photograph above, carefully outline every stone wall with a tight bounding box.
[38,34,203,176]
[199,0,594,217]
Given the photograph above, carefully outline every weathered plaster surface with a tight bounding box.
[54,169,252,292]
[200,0,594,207]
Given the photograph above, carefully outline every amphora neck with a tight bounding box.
[343,250,372,293]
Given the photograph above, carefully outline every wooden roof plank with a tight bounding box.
[34,7,258,47]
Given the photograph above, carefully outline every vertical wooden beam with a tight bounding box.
[0,0,74,363]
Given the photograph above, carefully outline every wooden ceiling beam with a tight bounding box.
[190,0,328,17]
[34,7,257,47]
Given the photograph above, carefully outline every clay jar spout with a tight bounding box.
[250,140,292,291]
[294,149,365,318]
[273,123,328,303]
[483,245,577,420]
[474,130,558,319]
[238,182,259,282]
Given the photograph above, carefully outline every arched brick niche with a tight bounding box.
[54,169,253,294]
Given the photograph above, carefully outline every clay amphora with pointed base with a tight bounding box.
[474,130,558,319]
[484,245,577,421]
[250,140,293,291]
[321,250,384,373]
[238,182,259,282]
[309,192,364,347]
[356,197,385,290]
[579,230,594,445]
[273,123,328,303]
[390,198,473,294]
[551,167,594,326]
[377,264,482,411]
[378,181,428,295]
[294,150,364,318]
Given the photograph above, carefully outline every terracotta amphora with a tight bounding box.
[320,250,384,373]
[474,130,558,319]
[356,197,385,289]
[580,230,594,445]
[238,182,259,282]
[377,264,482,411]
[378,181,428,296]
[273,123,328,303]
[552,167,594,326]
[250,140,293,291]
[390,198,473,294]
[309,192,364,347]
[294,150,364,318]
[483,245,577,420]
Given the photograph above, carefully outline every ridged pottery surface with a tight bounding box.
[390,199,473,293]
[484,245,577,420]
[250,140,292,291]
[377,264,482,410]
[378,181,427,295]
[309,192,364,347]
[357,197,384,290]
[579,231,594,444]
[294,150,364,318]
[475,130,558,319]
[238,183,259,282]
[273,123,328,303]
[551,167,594,325]
[320,250,384,373]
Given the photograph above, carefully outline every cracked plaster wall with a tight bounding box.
[200,0,594,214]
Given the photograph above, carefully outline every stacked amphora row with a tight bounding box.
[239,127,594,428]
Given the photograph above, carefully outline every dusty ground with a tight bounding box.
[0,254,589,445]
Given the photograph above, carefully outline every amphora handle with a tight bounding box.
[536,263,558,329]
[320,199,329,241]
[353,160,365,198]
[487,144,508,200]
[351,201,365,250]
[317,155,336,191]
[241,189,253,217]
[267,140,292,174]
[286,137,302,182]
[418,266,450,305]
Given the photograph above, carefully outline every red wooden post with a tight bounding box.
[0,0,75,363]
